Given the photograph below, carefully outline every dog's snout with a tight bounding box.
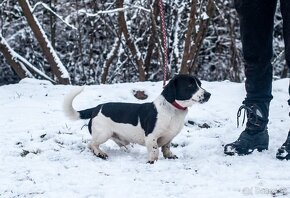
[204,92,211,101]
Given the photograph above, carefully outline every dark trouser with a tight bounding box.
[234,0,290,105]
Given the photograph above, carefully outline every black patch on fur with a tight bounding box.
[162,74,200,103]
[78,105,102,120]
[78,106,102,134]
[99,102,157,136]
[88,119,92,134]
[139,103,158,136]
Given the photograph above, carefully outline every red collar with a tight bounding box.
[171,101,187,111]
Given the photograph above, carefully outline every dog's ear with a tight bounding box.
[161,76,177,103]
[194,76,201,87]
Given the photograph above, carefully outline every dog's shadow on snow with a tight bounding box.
[95,142,148,162]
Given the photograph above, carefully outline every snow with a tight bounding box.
[78,5,150,17]
[201,12,209,20]
[0,78,290,197]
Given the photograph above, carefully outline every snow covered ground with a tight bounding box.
[0,78,289,198]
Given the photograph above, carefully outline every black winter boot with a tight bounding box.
[276,131,290,160]
[224,101,270,155]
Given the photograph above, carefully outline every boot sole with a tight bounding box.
[276,148,290,160]
[256,146,268,152]
[224,145,268,156]
[276,155,290,160]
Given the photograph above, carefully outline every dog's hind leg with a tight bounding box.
[89,127,112,160]
[89,140,109,160]
[161,141,178,159]
[145,134,159,164]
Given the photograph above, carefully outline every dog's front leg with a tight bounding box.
[162,142,178,159]
[145,135,159,164]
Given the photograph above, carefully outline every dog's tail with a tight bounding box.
[63,86,99,120]
[63,86,85,120]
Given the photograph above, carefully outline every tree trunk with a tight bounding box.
[179,0,197,74]
[18,0,70,84]
[49,0,57,49]
[0,33,56,83]
[144,0,159,78]
[228,11,242,82]
[188,0,214,74]
[0,35,30,79]
[101,39,121,83]
[117,0,146,81]
[180,0,214,75]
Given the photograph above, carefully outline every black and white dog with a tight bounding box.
[63,74,210,163]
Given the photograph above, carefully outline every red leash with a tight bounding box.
[158,1,186,111]
[158,0,168,87]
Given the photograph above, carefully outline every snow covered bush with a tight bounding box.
[0,0,286,85]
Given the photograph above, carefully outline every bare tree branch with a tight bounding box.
[117,0,146,81]
[18,0,70,84]
[0,35,31,79]
[189,0,215,74]
[101,39,121,83]
[0,33,55,83]
[180,0,215,75]
[180,0,197,74]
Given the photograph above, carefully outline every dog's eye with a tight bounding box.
[188,84,193,88]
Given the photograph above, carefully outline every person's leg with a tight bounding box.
[276,0,290,160]
[224,0,277,155]
[280,0,290,70]
[240,0,277,103]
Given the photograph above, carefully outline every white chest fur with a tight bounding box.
[153,96,188,146]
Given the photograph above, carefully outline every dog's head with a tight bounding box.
[161,74,211,108]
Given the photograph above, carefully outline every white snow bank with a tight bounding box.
[19,78,53,85]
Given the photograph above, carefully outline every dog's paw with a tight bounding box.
[93,152,108,160]
[97,153,108,160]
